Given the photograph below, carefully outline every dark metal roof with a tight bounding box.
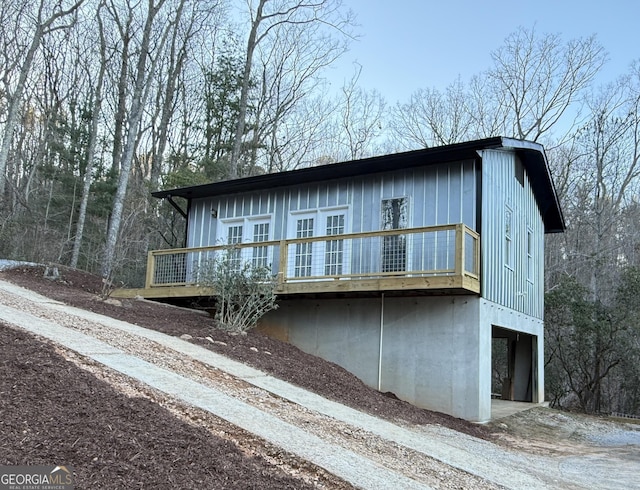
[153,136,565,233]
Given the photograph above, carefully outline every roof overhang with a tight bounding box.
[496,138,565,233]
[153,137,565,233]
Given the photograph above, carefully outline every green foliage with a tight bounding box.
[545,271,640,414]
[199,42,246,179]
[161,163,210,190]
[615,267,640,316]
[198,249,279,334]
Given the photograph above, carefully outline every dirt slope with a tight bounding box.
[0,265,487,437]
[2,265,639,489]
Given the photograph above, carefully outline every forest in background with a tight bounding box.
[0,0,638,417]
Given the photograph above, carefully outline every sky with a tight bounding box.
[328,0,639,103]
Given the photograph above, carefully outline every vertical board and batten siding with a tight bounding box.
[185,159,478,272]
[479,149,544,318]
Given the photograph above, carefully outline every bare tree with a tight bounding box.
[101,0,173,281]
[147,0,216,188]
[390,77,472,149]
[250,8,352,174]
[338,63,386,160]
[545,64,640,413]
[71,4,107,268]
[0,0,85,195]
[488,27,607,142]
[229,0,354,178]
[262,91,337,171]
[389,27,607,149]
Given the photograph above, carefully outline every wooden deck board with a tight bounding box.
[112,274,480,300]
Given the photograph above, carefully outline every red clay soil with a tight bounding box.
[0,266,491,489]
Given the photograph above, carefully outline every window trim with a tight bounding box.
[504,205,513,270]
[218,215,273,243]
[526,226,534,283]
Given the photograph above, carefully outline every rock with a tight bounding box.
[205,337,227,346]
[44,266,60,280]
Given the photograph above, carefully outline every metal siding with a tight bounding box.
[480,150,544,318]
[196,162,480,234]
[186,201,196,247]
[203,200,212,247]
[352,180,364,234]
[270,191,287,240]
[462,160,476,229]
[436,167,446,224]
[197,200,206,247]
[381,174,393,202]
[449,165,462,224]
[326,183,338,208]
[424,168,437,226]
[338,181,349,206]
[371,175,382,229]
[240,195,247,216]
[413,169,426,232]
[185,159,480,274]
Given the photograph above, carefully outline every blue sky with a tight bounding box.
[329,0,638,103]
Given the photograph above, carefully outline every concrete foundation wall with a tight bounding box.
[381,296,483,421]
[260,298,383,388]
[260,295,489,421]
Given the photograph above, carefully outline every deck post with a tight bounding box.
[145,252,155,288]
[455,224,464,277]
[278,240,288,289]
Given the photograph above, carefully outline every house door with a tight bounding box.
[218,218,272,270]
[288,209,348,279]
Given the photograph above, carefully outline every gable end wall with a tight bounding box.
[480,149,544,318]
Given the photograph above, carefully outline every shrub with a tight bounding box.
[199,249,278,334]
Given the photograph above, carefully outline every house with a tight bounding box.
[123,136,564,422]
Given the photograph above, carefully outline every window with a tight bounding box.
[294,218,314,277]
[226,224,244,270]
[252,222,270,268]
[381,197,409,272]
[505,206,513,268]
[527,228,534,282]
[325,214,345,275]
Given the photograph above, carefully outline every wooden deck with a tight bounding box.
[112,224,480,300]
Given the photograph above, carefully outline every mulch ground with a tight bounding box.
[0,265,493,486]
[0,324,326,489]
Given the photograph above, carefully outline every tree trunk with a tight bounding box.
[230,0,266,179]
[102,0,168,281]
[71,12,106,269]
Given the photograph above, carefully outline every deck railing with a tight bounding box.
[146,223,480,294]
